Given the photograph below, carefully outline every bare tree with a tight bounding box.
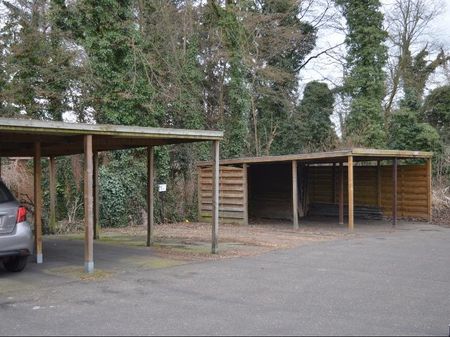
[384,0,449,117]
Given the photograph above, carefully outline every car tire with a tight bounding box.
[3,256,28,272]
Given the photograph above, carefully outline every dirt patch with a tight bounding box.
[98,222,352,260]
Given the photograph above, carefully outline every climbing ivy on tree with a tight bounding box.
[337,0,388,147]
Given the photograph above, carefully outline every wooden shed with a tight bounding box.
[197,149,433,229]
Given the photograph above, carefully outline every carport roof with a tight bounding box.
[198,148,433,166]
[0,118,223,157]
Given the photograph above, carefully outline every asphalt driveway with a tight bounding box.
[0,222,449,336]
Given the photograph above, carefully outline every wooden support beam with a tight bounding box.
[377,160,381,208]
[243,164,249,226]
[211,140,220,254]
[347,156,354,230]
[147,146,154,247]
[292,160,299,229]
[0,157,2,179]
[332,163,336,203]
[34,142,43,264]
[49,156,57,234]
[339,162,344,225]
[426,158,432,222]
[392,158,398,226]
[93,152,100,240]
[197,167,202,223]
[84,135,94,273]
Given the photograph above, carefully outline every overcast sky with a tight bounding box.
[301,0,450,90]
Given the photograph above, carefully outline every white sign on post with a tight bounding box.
[158,184,167,192]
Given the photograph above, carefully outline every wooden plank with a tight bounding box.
[348,156,354,230]
[198,148,432,167]
[93,152,100,240]
[201,205,244,212]
[292,160,299,229]
[83,135,94,273]
[201,191,243,198]
[49,156,57,234]
[243,164,249,226]
[427,158,432,222]
[0,117,223,141]
[201,186,244,192]
[212,140,219,254]
[200,178,244,185]
[147,146,155,246]
[34,142,43,264]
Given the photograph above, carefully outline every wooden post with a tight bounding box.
[243,163,249,226]
[332,163,336,203]
[147,146,154,247]
[0,157,2,179]
[34,142,43,264]
[211,140,220,254]
[426,158,432,222]
[84,135,94,273]
[93,152,100,240]
[392,158,398,226]
[292,160,299,229]
[377,160,382,208]
[197,167,202,222]
[49,156,57,234]
[347,156,354,231]
[339,162,344,225]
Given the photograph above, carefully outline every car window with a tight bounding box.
[0,182,14,203]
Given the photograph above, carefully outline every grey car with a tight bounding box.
[0,180,33,272]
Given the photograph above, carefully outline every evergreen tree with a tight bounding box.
[299,82,336,151]
[421,85,450,145]
[0,0,79,120]
[276,81,336,154]
[388,109,442,154]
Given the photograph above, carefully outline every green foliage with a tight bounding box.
[298,82,337,151]
[0,0,80,119]
[388,110,442,154]
[274,81,336,153]
[99,151,146,228]
[337,0,388,147]
[421,85,450,144]
[346,97,386,148]
[400,49,449,112]
[65,0,161,126]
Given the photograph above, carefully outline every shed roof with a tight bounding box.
[198,148,432,166]
[0,118,223,157]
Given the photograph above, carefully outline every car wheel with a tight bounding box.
[3,256,28,272]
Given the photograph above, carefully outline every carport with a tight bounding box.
[198,149,432,228]
[0,118,223,273]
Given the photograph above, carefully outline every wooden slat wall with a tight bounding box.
[308,164,429,220]
[380,165,429,218]
[198,166,245,224]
